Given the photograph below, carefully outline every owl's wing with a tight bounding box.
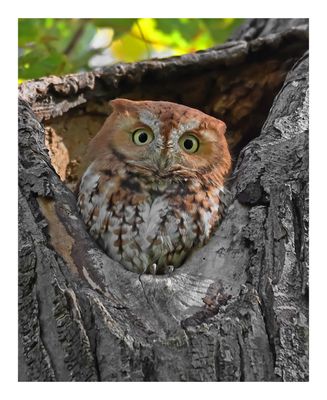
[218,187,232,218]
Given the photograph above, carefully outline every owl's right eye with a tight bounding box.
[132,128,154,146]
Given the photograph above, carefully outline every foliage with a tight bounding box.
[18,18,243,80]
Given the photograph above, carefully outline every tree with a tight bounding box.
[18,18,309,381]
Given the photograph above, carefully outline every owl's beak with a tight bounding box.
[157,155,169,171]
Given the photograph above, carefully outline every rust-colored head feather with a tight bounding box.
[88,98,230,187]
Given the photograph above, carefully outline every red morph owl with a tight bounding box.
[77,99,231,274]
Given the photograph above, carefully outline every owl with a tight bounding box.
[77,99,231,275]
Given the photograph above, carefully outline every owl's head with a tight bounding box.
[88,98,231,186]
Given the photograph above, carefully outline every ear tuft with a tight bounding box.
[217,119,227,136]
[108,98,135,112]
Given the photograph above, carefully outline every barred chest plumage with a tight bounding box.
[77,161,223,274]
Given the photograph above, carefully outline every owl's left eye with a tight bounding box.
[179,134,200,153]
[132,128,154,146]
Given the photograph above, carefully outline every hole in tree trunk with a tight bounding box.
[44,56,294,192]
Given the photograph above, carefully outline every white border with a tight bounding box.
[1,1,325,397]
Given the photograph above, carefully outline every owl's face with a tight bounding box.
[88,99,230,185]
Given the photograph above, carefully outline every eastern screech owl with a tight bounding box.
[77,99,231,274]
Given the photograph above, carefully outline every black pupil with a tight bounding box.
[184,138,194,150]
[138,132,148,143]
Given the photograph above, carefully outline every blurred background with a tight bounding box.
[18,18,243,82]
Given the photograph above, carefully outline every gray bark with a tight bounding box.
[18,19,309,381]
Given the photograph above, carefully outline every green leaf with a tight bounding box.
[18,18,245,80]
[18,19,43,46]
[93,18,136,29]
[93,18,137,39]
[111,33,148,62]
[202,18,243,43]
[155,18,201,42]
[19,48,67,79]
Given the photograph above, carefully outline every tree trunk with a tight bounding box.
[18,18,309,381]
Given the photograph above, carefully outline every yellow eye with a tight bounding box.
[132,128,154,146]
[179,134,200,153]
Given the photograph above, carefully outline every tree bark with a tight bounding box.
[18,18,309,381]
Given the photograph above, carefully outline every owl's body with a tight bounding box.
[77,99,231,274]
